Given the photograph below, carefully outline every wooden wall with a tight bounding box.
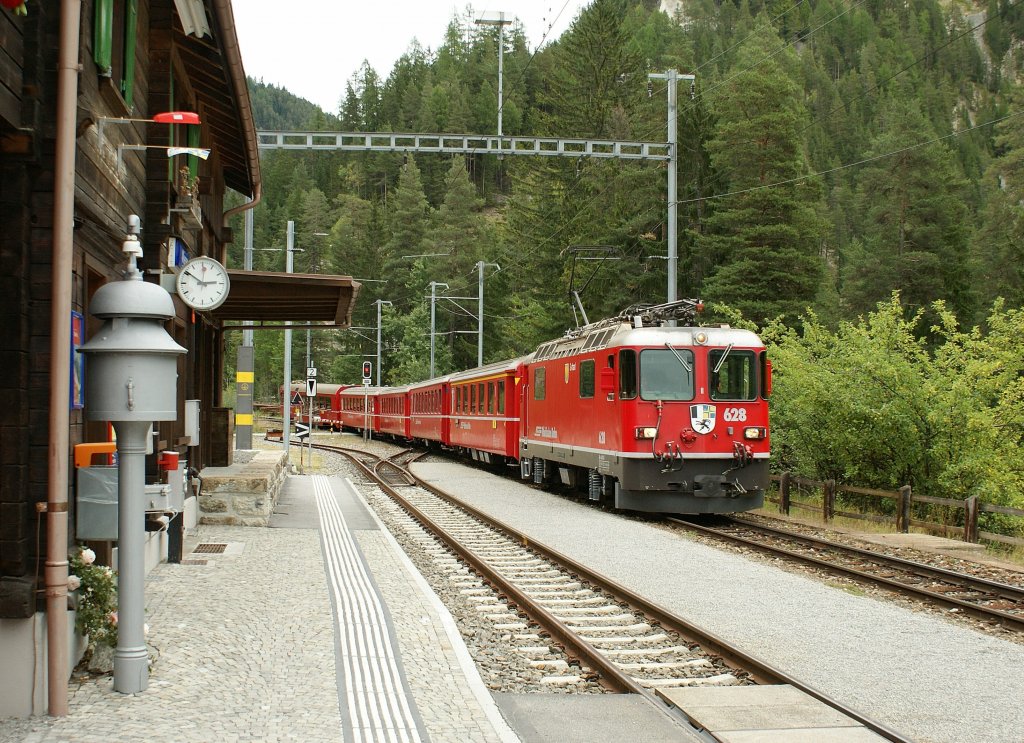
[0,0,246,609]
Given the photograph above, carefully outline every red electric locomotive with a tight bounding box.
[518,300,769,513]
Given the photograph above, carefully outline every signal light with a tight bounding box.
[362,361,372,379]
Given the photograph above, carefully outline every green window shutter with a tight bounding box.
[94,0,114,75]
[187,125,200,180]
[121,0,138,107]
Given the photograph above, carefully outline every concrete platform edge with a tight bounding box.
[344,477,522,743]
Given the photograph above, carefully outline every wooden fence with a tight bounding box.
[769,473,1024,548]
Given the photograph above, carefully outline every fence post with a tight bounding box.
[964,495,979,543]
[823,480,836,523]
[779,472,791,515]
[897,485,911,533]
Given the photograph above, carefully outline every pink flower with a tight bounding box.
[108,611,118,626]
[80,548,96,565]
[67,575,81,591]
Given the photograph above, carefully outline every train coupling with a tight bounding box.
[694,474,747,499]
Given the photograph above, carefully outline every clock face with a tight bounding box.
[175,257,230,311]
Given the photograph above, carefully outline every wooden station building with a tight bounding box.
[0,0,357,716]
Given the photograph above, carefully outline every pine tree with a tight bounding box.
[972,92,1024,309]
[842,95,973,320]
[696,17,828,325]
[381,156,432,306]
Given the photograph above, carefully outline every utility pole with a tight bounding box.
[283,220,294,459]
[242,200,254,347]
[429,281,448,378]
[374,299,392,386]
[236,199,255,451]
[647,69,695,308]
[475,261,500,367]
[476,12,512,140]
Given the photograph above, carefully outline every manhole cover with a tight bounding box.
[181,559,209,566]
[192,543,227,554]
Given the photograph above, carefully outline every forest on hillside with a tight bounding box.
[228,0,1024,509]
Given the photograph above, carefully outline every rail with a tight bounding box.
[316,442,911,742]
[670,516,1024,633]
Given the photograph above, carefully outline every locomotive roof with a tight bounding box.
[532,322,763,361]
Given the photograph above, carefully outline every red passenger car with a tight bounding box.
[377,385,411,439]
[408,377,449,447]
[447,359,525,463]
[337,386,378,434]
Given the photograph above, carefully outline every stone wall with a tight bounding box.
[196,450,288,526]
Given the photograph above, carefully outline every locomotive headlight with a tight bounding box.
[743,427,767,440]
[635,427,658,440]
[694,332,708,345]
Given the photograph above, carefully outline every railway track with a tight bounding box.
[313,441,909,742]
[670,516,1024,633]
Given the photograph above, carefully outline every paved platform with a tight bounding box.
[0,475,519,742]
[0,474,706,742]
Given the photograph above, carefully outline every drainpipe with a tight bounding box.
[45,0,83,717]
[212,0,262,227]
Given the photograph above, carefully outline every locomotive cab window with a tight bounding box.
[639,349,694,401]
[619,349,637,399]
[579,360,595,398]
[709,349,757,401]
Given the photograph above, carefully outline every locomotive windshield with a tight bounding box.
[639,349,695,401]
[709,349,757,401]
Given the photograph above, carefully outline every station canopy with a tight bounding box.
[211,271,360,329]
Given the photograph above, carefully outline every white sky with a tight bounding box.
[232,2,592,114]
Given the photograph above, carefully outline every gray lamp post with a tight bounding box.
[79,215,186,694]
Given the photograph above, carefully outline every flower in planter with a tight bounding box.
[69,546,118,651]
[1,0,29,17]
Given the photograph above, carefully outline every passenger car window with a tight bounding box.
[498,380,505,414]
[709,350,757,401]
[639,349,694,401]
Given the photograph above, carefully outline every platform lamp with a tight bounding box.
[96,111,210,167]
[97,110,202,137]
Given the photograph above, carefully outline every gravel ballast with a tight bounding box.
[407,459,1024,743]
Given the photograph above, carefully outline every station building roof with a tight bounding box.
[211,271,360,328]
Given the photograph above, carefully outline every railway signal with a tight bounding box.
[295,422,309,440]
[362,361,372,384]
